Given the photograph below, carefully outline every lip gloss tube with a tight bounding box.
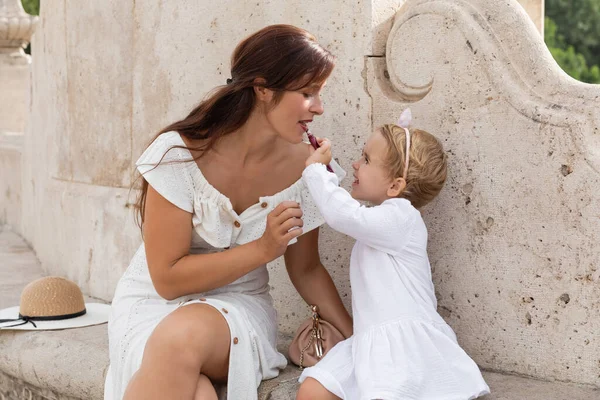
[305,128,334,173]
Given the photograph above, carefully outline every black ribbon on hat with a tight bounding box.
[0,309,86,329]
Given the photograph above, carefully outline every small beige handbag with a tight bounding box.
[288,305,345,369]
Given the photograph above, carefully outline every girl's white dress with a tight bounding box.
[103,132,345,400]
[299,163,490,400]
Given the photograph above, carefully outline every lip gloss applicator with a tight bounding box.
[303,125,334,173]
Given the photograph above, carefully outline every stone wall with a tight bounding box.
[0,133,22,232]
[0,0,37,233]
[0,371,79,400]
[370,0,599,385]
[518,0,544,35]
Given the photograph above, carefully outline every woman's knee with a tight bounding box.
[297,377,340,400]
[143,304,231,373]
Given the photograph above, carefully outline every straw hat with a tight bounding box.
[0,276,110,331]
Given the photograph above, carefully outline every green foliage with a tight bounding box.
[545,16,600,84]
[20,0,39,55]
[548,44,600,83]
[21,0,39,16]
[546,0,600,68]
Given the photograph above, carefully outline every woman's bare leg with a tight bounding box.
[194,374,218,400]
[296,377,341,400]
[123,304,230,400]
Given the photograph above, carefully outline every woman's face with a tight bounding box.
[265,82,326,144]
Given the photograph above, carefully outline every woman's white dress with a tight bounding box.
[103,132,345,400]
[299,163,490,400]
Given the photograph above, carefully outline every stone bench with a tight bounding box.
[0,325,300,400]
[2,227,599,400]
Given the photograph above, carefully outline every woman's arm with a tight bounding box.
[144,185,303,300]
[284,227,353,338]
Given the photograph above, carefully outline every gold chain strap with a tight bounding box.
[298,325,317,370]
[298,305,324,370]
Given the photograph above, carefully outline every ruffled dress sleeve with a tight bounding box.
[135,131,196,213]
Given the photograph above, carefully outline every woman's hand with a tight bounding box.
[306,138,332,167]
[256,201,304,260]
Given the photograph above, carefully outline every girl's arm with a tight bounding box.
[284,227,353,338]
[302,163,415,255]
[143,185,303,300]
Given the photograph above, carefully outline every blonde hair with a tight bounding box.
[378,124,447,209]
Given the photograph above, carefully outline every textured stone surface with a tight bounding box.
[0,325,109,400]
[57,0,134,187]
[0,1,35,234]
[0,370,79,400]
[517,0,544,34]
[481,372,600,400]
[0,134,22,234]
[369,0,600,385]
[0,63,30,134]
[260,370,600,400]
[0,226,41,307]
[0,0,37,134]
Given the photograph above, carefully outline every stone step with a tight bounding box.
[1,226,598,399]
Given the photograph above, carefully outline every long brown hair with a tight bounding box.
[134,24,335,227]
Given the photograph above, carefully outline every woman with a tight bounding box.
[104,24,353,400]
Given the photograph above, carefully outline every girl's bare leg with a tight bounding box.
[296,377,341,400]
[123,304,230,400]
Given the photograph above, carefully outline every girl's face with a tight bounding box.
[351,130,395,205]
[264,82,326,144]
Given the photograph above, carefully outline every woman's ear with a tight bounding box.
[253,78,273,103]
[387,177,406,197]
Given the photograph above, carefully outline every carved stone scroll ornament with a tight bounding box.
[379,0,600,173]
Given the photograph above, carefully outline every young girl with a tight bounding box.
[296,111,490,400]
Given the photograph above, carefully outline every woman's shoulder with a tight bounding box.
[137,132,195,172]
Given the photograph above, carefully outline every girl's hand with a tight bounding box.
[256,201,304,260]
[306,138,332,167]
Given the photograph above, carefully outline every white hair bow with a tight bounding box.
[397,108,412,128]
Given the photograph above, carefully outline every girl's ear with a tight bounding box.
[253,78,273,103]
[387,177,406,197]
